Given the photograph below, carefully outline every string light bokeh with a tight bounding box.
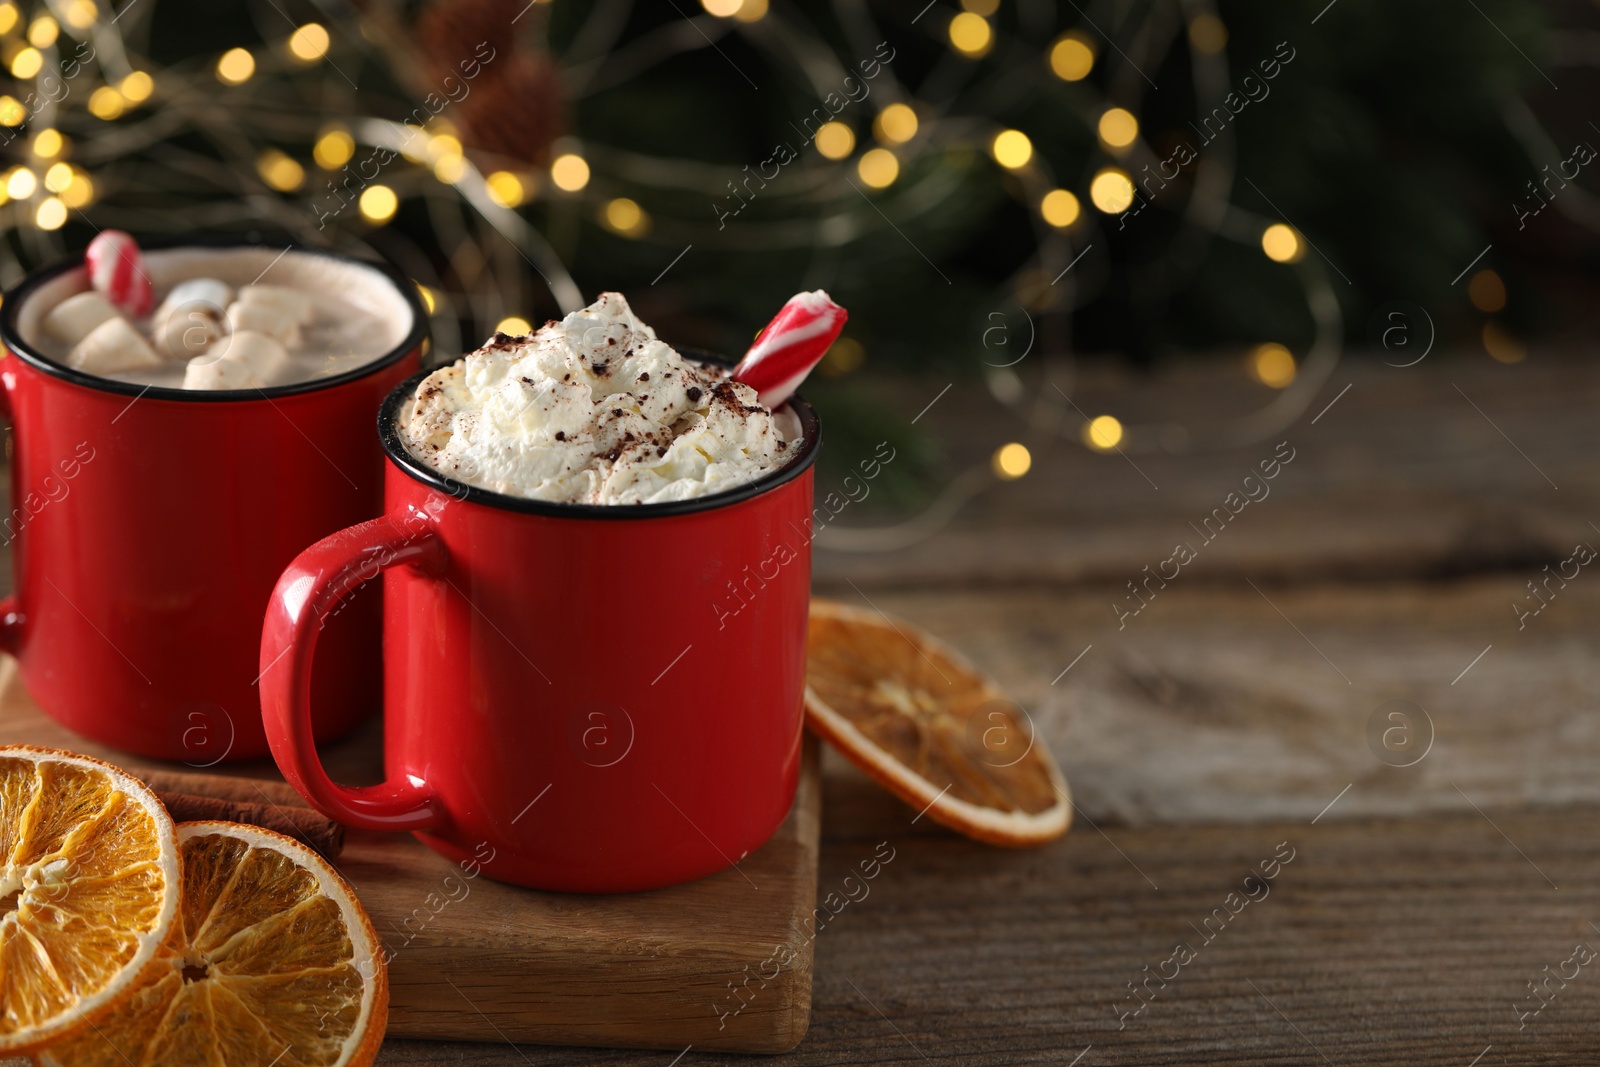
[0,0,1555,549]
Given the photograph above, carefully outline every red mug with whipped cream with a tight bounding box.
[261,293,823,892]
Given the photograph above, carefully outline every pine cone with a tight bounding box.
[416,0,565,166]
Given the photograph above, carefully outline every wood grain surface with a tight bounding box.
[374,804,1600,1065]
[812,354,1596,587]
[1,352,1594,1063]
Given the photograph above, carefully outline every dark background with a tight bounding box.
[0,0,1593,494]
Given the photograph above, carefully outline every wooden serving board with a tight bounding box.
[0,658,821,1054]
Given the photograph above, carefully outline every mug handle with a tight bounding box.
[260,513,446,832]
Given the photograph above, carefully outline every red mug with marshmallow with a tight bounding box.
[0,236,426,761]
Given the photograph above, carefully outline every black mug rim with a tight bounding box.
[378,354,822,519]
[0,234,430,403]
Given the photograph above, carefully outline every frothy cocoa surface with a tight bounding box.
[399,292,800,505]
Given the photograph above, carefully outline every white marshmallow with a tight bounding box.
[211,329,290,384]
[227,299,301,346]
[152,307,224,360]
[183,354,264,391]
[67,316,162,375]
[155,277,234,321]
[44,291,119,346]
[236,284,313,323]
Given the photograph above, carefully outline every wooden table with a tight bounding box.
[24,351,1600,1063]
[368,352,1600,1063]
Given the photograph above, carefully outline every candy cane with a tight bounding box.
[732,290,848,409]
[85,230,154,318]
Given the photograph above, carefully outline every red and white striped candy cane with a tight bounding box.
[85,230,154,318]
[732,290,848,408]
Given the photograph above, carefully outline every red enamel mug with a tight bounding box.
[261,368,820,892]
[0,238,426,762]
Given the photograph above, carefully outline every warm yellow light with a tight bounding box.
[6,167,35,199]
[288,22,330,61]
[1188,14,1227,54]
[857,147,899,188]
[416,284,437,313]
[433,154,467,184]
[119,70,153,102]
[397,131,430,163]
[700,0,741,15]
[60,171,92,207]
[1483,321,1525,363]
[359,185,398,222]
[1468,269,1506,313]
[961,0,1000,13]
[0,97,22,126]
[10,47,41,78]
[604,197,649,235]
[819,337,864,377]
[1089,169,1134,213]
[43,161,70,192]
[34,196,65,230]
[61,0,96,29]
[485,170,525,208]
[426,134,462,163]
[874,103,918,145]
[26,17,55,47]
[990,129,1033,170]
[1049,33,1095,81]
[814,121,855,160]
[216,47,255,85]
[313,128,355,169]
[993,442,1032,479]
[496,316,532,336]
[1261,223,1302,263]
[257,149,304,192]
[1249,343,1296,388]
[733,0,768,21]
[1098,107,1139,149]
[948,12,992,57]
[1041,189,1081,228]
[550,153,589,192]
[31,129,62,158]
[86,86,125,120]
[0,4,18,34]
[1083,415,1124,451]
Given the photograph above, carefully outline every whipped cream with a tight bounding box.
[399,293,800,505]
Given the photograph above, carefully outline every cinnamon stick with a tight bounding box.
[137,769,310,810]
[154,790,345,860]
[131,769,345,859]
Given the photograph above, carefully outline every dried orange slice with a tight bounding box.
[37,821,388,1067]
[0,744,179,1056]
[804,599,1071,846]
